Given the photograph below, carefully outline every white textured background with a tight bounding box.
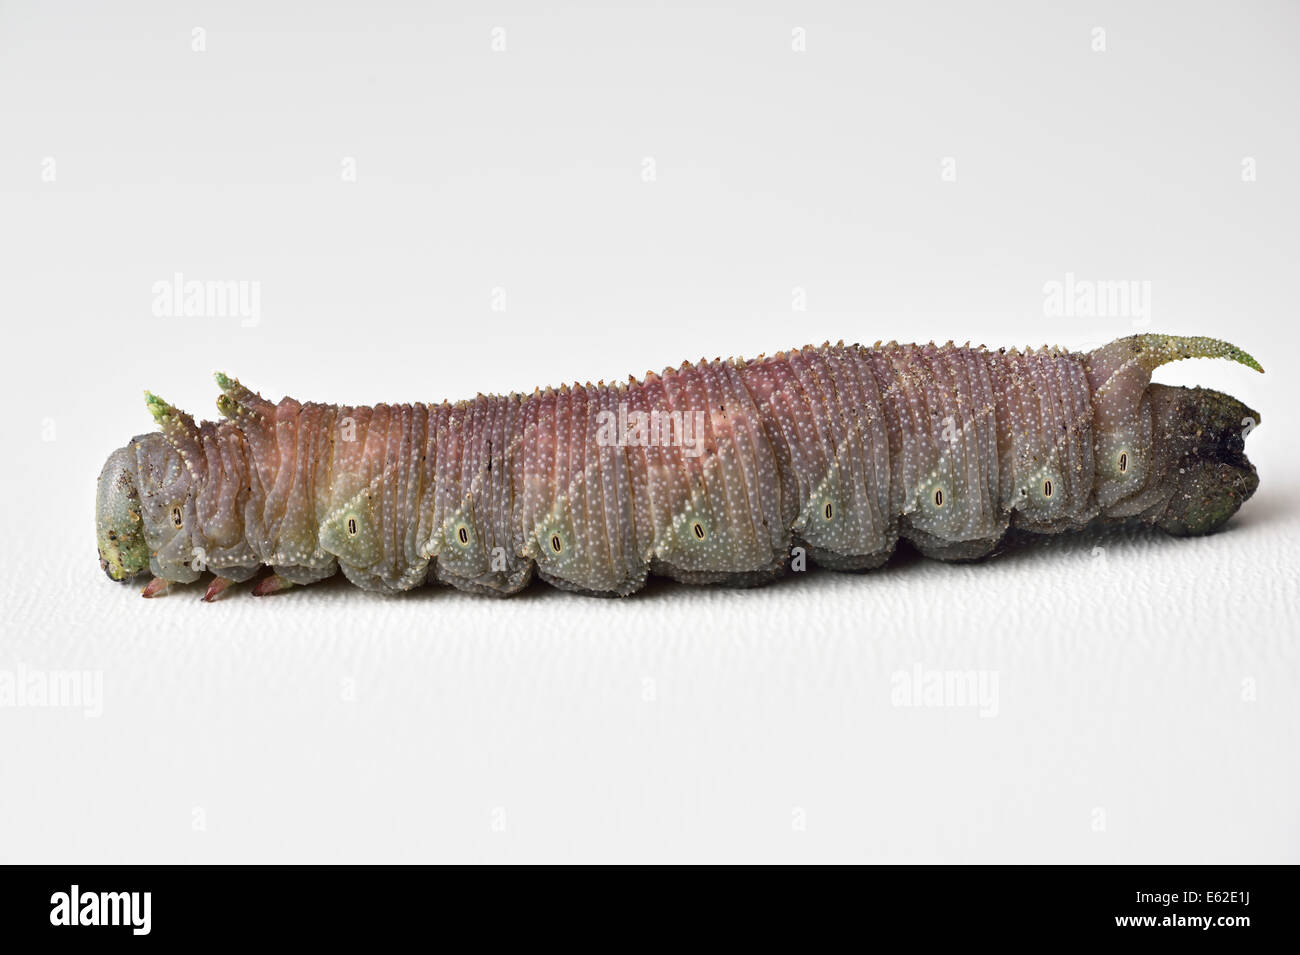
[1,1,1296,863]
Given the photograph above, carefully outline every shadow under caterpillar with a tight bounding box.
[96,333,1263,600]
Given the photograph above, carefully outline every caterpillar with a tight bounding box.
[96,333,1263,600]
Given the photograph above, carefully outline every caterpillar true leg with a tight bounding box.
[140,577,170,599]
[251,573,296,597]
[201,576,236,602]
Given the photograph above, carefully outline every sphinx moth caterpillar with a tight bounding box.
[95,333,1262,599]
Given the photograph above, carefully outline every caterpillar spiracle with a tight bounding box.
[95,333,1263,600]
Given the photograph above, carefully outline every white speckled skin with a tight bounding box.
[95,334,1262,596]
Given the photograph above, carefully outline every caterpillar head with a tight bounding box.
[1085,335,1263,535]
[96,445,150,581]
[95,394,202,582]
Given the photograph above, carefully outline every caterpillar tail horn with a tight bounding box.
[1084,333,1262,535]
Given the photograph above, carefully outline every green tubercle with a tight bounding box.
[144,390,175,424]
[212,371,273,421]
[214,372,243,419]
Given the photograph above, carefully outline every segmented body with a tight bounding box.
[141,342,1105,595]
